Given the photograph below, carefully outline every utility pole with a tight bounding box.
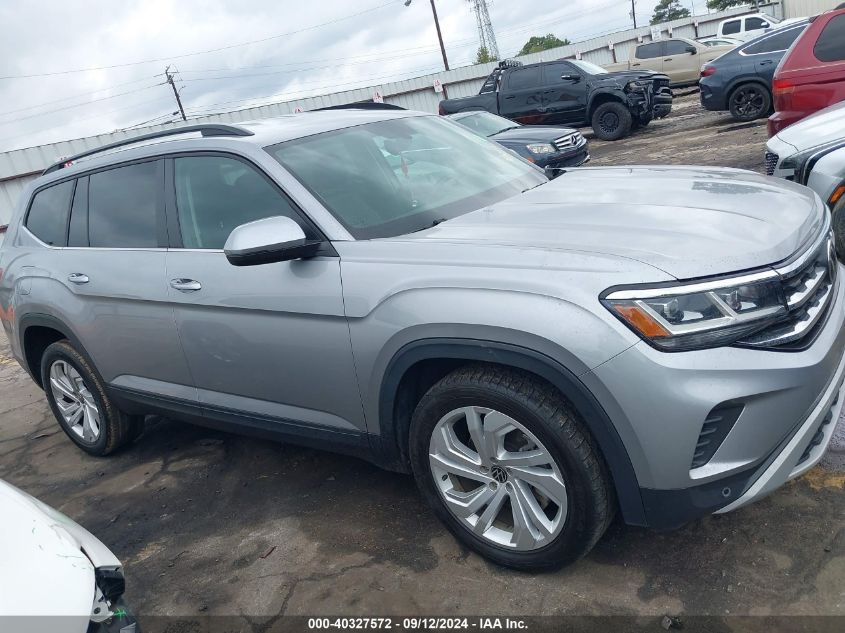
[165,66,187,121]
[405,0,450,71]
[631,0,638,29]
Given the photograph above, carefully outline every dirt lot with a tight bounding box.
[1,93,844,624]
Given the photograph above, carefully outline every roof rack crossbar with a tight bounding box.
[42,124,255,175]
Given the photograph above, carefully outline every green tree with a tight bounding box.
[475,46,497,64]
[706,0,758,10]
[650,0,691,24]
[517,34,571,56]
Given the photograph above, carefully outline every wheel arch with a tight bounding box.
[377,338,647,526]
[18,313,88,388]
[587,90,626,120]
[726,77,771,104]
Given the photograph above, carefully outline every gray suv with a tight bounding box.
[1,110,843,570]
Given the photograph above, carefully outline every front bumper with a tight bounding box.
[585,262,845,528]
[540,147,590,171]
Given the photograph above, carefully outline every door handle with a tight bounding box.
[67,273,89,284]
[759,60,773,65]
[664,58,673,61]
[504,94,516,99]
[170,278,202,292]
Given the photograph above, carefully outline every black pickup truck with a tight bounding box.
[439,59,673,141]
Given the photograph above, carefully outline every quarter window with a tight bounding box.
[25,180,74,246]
[722,20,741,35]
[173,155,310,249]
[743,25,805,55]
[88,161,160,248]
[814,14,845,62]
[636,43,663,59]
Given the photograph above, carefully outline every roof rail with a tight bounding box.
[314,102,406,112]
[41,124,255,175]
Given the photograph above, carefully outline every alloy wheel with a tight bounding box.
[428,406,568,551]
[732,87,764,118]
[599,111,620,134]
[49,360,101,443]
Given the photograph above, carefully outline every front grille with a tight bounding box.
[796,393,837,466]
[765,151,779,176]
[739,232,837,349]
[691,403,744,469]
[553,132,584,152]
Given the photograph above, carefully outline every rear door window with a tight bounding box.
[506,66,541,90]
[636,43,663,59]
[25,180,74,246]
[722,20,741,35]
[88,161,161,248]
[664,40,690,56]
[742,24,806,55]
[814,13,845,62]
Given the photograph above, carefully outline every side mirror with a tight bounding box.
[224,216,322,266]
[686,45,697,54]
[760,21,770,28]
[560,73,581,82]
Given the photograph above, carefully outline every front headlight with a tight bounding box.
[602,271,787,351]
[625,81,648,92]
[779,139,845,185]
[526,143,555,154]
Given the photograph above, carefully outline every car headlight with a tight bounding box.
[601,271,787,351]
[625,81,648,92]
[526,143,555,154]
[779,139,845,185]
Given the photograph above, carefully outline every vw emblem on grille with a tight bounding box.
[491,465,508,483]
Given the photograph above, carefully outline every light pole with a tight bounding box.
[405,0,450,72]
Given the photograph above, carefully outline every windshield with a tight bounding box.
[451,111,519,137]
[267,115,546,239]
[569,59,608,75]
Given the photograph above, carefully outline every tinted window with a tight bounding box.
[722,20,741,35]
[636,43,663,59]
[174,155,311,249]
[743,25,805,55]
[25,180,74,246]
[745,17,768,30]
[665,40,691,55]
[542,62,578,83]
[88,161,160,248]
[506,66,541,90]
[814,14,845,62]
[68,176,88,247]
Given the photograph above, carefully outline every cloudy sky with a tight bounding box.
[0,0,699,152]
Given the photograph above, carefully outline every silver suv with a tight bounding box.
[1,110,843,570]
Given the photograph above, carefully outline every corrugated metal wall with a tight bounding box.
[0,5,766,224]
[782,0,841,18]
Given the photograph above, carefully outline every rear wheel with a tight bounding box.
[41,340,144,456]
[409,365,614,570]
[728,83,771,121]
[591,101,633,141]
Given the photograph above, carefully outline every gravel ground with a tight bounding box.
[0,93,843,624]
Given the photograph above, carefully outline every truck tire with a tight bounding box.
[41,340,144,456]
[591,101,633,141]
[409,364,614,570]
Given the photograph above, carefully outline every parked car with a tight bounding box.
[700,21,809,121]
[604,37,734,86]
[768,7,845,136]
[438,59,672,141]
[446,111,589,171]
[2,113,843,571]
[716,12,804,42]
[766,99,845,251]
[697,36,743,48]
[0,479,139,632]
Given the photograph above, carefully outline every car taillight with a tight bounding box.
[772,78,795,111]
[700,65,716,77]
[772,78,794,95]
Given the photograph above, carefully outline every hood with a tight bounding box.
[600,69,667,83]
[775,99,845,153]
[0,480,120,625]
[404,166,823,280]
[490,125,578,144]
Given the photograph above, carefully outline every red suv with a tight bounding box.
[768,7,845,136]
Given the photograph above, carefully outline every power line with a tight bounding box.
[0,0,404,80]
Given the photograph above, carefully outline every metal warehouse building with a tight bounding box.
[0,0,836,225]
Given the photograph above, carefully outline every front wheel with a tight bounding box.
[591,101,633,141]
[728,83,771,122]
[409,365,614,570]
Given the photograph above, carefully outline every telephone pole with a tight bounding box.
[165,66,187,121]
[405,0,450,71]
[631,0,638,29]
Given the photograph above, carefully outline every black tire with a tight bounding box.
[409,365,614,571]
[40,340,144,456]
[728,83,771,122]
[591,101,633,141]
